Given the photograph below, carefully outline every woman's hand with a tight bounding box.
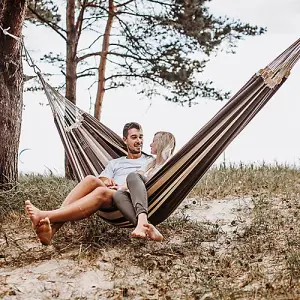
[117,185,128,191]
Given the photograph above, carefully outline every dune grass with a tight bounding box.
[1,163,300,298]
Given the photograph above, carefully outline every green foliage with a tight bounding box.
[25,0,266,105]
[26,0,61,24]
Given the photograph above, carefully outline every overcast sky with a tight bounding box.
[19,0,300,174]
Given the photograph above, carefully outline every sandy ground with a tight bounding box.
[181,197,252,232]
[0,197,253,299]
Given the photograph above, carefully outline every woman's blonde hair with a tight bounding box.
[146,131,176,172]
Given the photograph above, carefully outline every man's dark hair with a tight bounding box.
[123,122,142,138]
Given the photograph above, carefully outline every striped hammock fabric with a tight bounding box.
[38,38,300,227]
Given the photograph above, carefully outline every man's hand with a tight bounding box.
[103,178,117,188]
[109,185,120,190]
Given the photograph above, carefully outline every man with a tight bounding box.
[25,122,152,245]
[99,122,152,189]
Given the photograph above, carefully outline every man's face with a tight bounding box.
[123,128,143,155]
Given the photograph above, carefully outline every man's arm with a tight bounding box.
[98,161,117,187]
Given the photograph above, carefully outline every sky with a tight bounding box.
[19,0,300,175]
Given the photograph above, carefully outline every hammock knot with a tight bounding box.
[66,115,84,132]
[258,65,291,89]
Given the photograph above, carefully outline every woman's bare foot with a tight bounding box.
[131,222,148,239]
[25,200,43,228]
[36,218,52,245]
[144,224,163,242]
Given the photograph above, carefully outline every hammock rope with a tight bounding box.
[26,37,300,227]
[0,25,21,41]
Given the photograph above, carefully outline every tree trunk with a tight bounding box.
[66,0,77,104]
[65,0,77,179]
[0,0,27,188]
[94,0,115,120]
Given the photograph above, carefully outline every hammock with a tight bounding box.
[38,38,300,227]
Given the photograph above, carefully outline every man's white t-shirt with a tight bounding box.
[99,154,153,185]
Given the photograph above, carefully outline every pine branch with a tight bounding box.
[78,34,105,53]
[75,0,88,43]
[115,0,135,8]
[77,51,102,62]
[27,5,66,41]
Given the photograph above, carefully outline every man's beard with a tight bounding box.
[128,145,142,154]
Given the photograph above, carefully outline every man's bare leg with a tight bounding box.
[62,175,106,207]
[25,187,115,244]
[131,213,148,239]
[51,176,106,235]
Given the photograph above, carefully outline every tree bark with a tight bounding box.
[65,0,78,179]
[66,0,77,104]
[94,0,115,120]
[0,0,27,188]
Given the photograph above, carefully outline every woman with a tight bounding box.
[113,131,176,241]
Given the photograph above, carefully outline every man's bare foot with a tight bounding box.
[36,217,52,246]
[131,223,148,239]
[144,224,163,242]
[25,200,43,228]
